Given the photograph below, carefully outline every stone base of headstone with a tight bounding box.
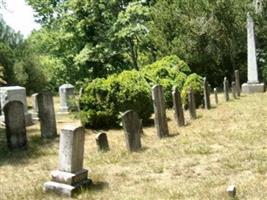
[241,83,265,93]
[43,169,91,197]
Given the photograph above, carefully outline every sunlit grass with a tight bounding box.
[1,93,267,199]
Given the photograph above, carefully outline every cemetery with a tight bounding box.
[1,0,267,199]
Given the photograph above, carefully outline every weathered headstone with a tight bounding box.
[223,77,230,101]
[4,101,27,150]
[152,85,169,138]
[241,13,264,93]
[232,82,237,99]
[172,87,185,126]
[227,185,236,198]
[203,77,211,109]
[234,70,241,97]
[188,88,197,120]
[122,110,142,152]
[31,93,38,113]
[37,92,57,138]
[95,132,109,152]
[214,88,218,104]
[0,86,33,126]
[44,125,91,197]
[59,84,75,112]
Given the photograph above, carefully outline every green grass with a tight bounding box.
[1,93,267,199]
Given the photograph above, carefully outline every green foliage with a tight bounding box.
[141,55,188,107]
[80,70,153,128]
[181,73,203,108]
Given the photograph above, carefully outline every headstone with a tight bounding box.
[172,87,185,126]
[226,185,236,198]
[0,86,33,126]
[59,84,75,112]
[241,13,264,93]
[122,110,142,152]
[188,88,197,120]
[223,77,230,101]
[31,93,38,113]
[44,125,91,197]
[234,70,241,97]
[37,92,57,138]
[214,88,219,105]
[95,132,109,152]
[203,77,211,109]
[152,85,169,138]
[4,101,27,150]
[232,82,237,99]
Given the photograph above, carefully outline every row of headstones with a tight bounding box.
[4,92,57,150]
[96,70,242,153]
[41,70,240,196]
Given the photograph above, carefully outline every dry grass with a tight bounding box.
[1,93,267,199]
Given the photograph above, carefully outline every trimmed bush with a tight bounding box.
[141,55,188,107]
[181,73,203,108]
[80,70,153,128]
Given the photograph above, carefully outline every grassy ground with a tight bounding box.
[1,93,267,199]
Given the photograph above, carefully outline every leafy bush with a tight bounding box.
[80,70,153,128]
[141,55,188,107]
[181,73,203,108]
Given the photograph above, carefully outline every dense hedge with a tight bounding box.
[80,70,153,128]
[80,55,203,128]
[141,55,189,107]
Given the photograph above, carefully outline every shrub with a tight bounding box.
[141,55,188,107]
[181,73,203,108]
[80,70,153,128]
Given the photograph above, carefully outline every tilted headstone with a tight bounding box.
[0,86,33,126]
[4,101,27,150]
[37,92,57,138]
[95,132,109,152]
[234,70,241,97]
[172,87,185,126]
[232,82,237,99]
[122,110,142,152]
[223,77,230,101]
[214,88,219,104]
[59,84,75,112]
[241,13,264,93]
[203,77,211,109]
[152,85,169,138]
[44,125,91,197]
[188,88,197,120]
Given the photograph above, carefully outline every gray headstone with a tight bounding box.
[223,77,230,101]
[152,85,169,138]
[0,86,33,126]
[44,125,91,197]
[232,82,237,99]
[37,92,57,138]
[214,88,218,104]
[172,87,185,126]
[234,70,241,97]
[4,101,27,150]
[95,132,109,152]
[203,77,211,109]
[226,185,236,198]
[31,93,38,113]
[188,88,197,120]
[59,84,75,112]
[122,110,142,152]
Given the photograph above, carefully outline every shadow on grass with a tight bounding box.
[0,129,58,166]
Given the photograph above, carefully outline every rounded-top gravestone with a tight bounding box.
[59,84,75,112]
